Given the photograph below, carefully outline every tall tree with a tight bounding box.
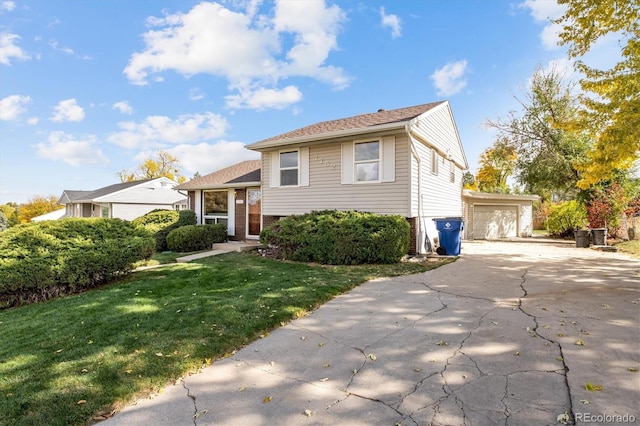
[18,196,62,223]
[118,151,187,183]
[0,202,19,227]
[485,67,590,201]
[555,0,640,188]
[475,137,517,193]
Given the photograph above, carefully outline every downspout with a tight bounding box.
[406,121,431,254]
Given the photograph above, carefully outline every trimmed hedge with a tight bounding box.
[132,209,197,251]
[0,218,155,308]
[260,210,410,264]
[166,224,227,252]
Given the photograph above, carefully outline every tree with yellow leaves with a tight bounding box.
[118,151,187,183]
[475,137,518,194]
[18,196,62,223]
[554,0,640,188]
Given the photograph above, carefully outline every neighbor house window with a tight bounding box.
[101,203,109,218]
[203,190,228,226]
[280,151,298,186]
[431,149,439,175]
[354,141,380,182]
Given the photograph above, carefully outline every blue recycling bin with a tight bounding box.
[433,218,464,256]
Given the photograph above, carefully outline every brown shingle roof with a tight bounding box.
[248,101,444,148]
[175,160,261,190]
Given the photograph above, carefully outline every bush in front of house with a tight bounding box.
[132,209,197,251]
[166,224,227,252]
[546,200,587,237]
[0,218,155,308]
[260,210,410,264]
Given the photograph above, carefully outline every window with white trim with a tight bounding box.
[354,141,380,182]
[431,149,439,175]
[280,151,298,186]
[203,190,228,225]
[450,160,455,183]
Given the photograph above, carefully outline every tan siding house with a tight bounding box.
[177,101,470,254]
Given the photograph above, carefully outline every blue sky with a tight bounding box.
[0,0,615,204]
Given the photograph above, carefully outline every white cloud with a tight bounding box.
[50,99,85,122]
[189,87,206,101]
[36,131,109,166]
[108,112,228,149]
[0,94,30,120]
[26,117,39,125]
[380,7,401,39]
[430,60,468,96]
[48,39,74,55]
[0,33,31,65]
[520,0,566,50]
[167,141,260,176]
[112,100,133,115]
[0,1,15,12]
[225,85,302,110]
[124,0,348,109]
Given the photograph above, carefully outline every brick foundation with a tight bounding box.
[407,217,417,255]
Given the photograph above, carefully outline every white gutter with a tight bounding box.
[406,120,429,255]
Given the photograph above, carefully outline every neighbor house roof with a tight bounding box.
[246,101,445,150]
[175,160,261,190]
[59,179,155,204]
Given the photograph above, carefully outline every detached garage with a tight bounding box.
[463,190,540,240]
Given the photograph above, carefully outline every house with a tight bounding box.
[178,101,469,254]
[58,177,187,221]
[31,208,66,222]
[462,190,540,240]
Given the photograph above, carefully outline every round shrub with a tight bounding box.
[0,218,155,308]
[132,209,197,251]
[260,210,410,264]
[166,224,227,252]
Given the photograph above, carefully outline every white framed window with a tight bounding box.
[431,148,439,175]
[279,151,299,186]
[341,136,395,184]
[450,160,455,183]
[354,141,380,182]
[203,190,228,225]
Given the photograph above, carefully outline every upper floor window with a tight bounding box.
[431,148,439,175]
[354,141,380,182]
[449,159,455,183]
[280,151,298,186]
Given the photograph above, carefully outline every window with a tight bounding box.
[280,151,298,186]
[431,149,439,175]
[101,203,109,218]
[354,141,380,182]
[203,190,228,225]
[450,160,455,183]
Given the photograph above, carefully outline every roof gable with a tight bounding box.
[176,160,261,190]
[247,101,445,150]
[59,178,179,204]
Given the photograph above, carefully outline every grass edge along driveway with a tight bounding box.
[0,251,454,426]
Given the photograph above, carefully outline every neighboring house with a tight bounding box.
[58,177,187,221]
[31,208,66,222]
[462,190,540,240]
[179,101,469,254]
[174,160,262,240]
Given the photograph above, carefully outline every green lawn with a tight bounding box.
[0,251,453,426]
[614,239,640,258]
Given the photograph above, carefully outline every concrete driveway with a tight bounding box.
[105,240,639,426]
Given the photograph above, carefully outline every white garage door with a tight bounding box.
[473,205,517,239]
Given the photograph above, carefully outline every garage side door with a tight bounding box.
[473,205,517,239]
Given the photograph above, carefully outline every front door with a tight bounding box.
[247,188,261,238]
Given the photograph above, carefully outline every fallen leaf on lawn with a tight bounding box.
[575,339,585,346]
[125,369,133,374]
[204,358,212,365]
[176,309,182,313]
[81,368,89,373]
[557,412,570,425]
[263,396,272,403]
[368,354,377,361]
[584,382,603,392]
[304,409,312,417]
[155,352,163,357]
[580,399,590,404]
[77,400,87,405]
[55,349,63,353]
